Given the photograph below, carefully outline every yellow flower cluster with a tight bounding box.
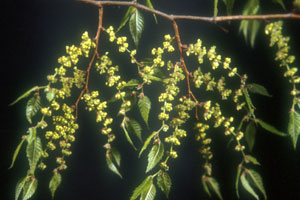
[95,52,121,87]
[47,31,94,100]
[82,91,115,141]
[116,36,129,52]
[217,77,232,100]
[195,122,212,160]
[106,26,116,42]
[186,39,207,64]
[140,35,175,84]
[207,46,222,70]
[42,103,78,170]
[158,62,185,121]
[82,91,108,122]
[73,67,85,88]
[58,31,95,67]
[265,21,299,97]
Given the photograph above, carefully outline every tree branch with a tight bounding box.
[75,6,103,120]
[78,0,300,22]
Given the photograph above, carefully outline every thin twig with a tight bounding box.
[75,7,103,120]
[78,0,300,22]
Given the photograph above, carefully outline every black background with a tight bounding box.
[1,0,300,199]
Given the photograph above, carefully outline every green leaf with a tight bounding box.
[140,183,156,200]
[223,0,235,15]
[273,0,286,9]
[9,86,39,106]
[239,0,260,47]
[257,118,287,136]
[117,6,135,32]
[124,79,139,89]
[45,87,55,102]
[214,0,218,17]
[22,178,38,200]
[156,171,171,198]
[249,20,261,47]
[207,177,223,200]
[247,169,267,199]
[26,137,42,173]
[145,0,158,23]
[146,142,164,173]
[202,176,212,198]
[27,127,36,144]
[235,164,242,198]
[138,95,151,127]
[240,171,259,200]
[288,110,300,149]
[127,118,143,142]
[248,83,272,97]
[130,176,152,200]
[242,88,255,112]
[15,177,26,200]
[26,94,41,124]
[49,171,62,199]
[122,124,137,151]
[9,136,27,169]
[245,121,256,152]
[111,148,121,167]
[106,151,123,178]
[139,131,157,157]
[245,155,261,165]
[129,9,144,47]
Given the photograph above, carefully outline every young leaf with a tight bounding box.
[22,178,38,200]
[138,95,151,127]
[26,94,41,124]
[106,151,123,178]
[124,79,139,89]
[235,164,242,198]
[288,110,300,149]
[239,0,260,47]
[49,171,62,199]
[122,125,137,150]
[15,177,26,200]
[146,142,164,173]
[9,86,39,106]
[145,0,158,23]
[245,155,261,165]
[130,176,152,200]
[116,6,135,32]
[139,131,157,157]
[240,171,259,200]
[26,137,42,173]
[127,118,143,142]
[202,176,211,197]
[273,0,286,9]
[111,148,121,167]
[223,0,235,15]
[9,136,27,169]
[248,169,267,199]
[157,171,171,198]
[257,119,287,136]
[249,20,261,47]
[140,183,156,200]
[248,83,272,97]
[45,87,55,102]
[207,176,223,200]
[214,0,219,17]
[245,121,256,152]
[129,9,144,47]
[27,127,37,144]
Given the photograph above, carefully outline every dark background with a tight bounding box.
[1,0,300,199]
